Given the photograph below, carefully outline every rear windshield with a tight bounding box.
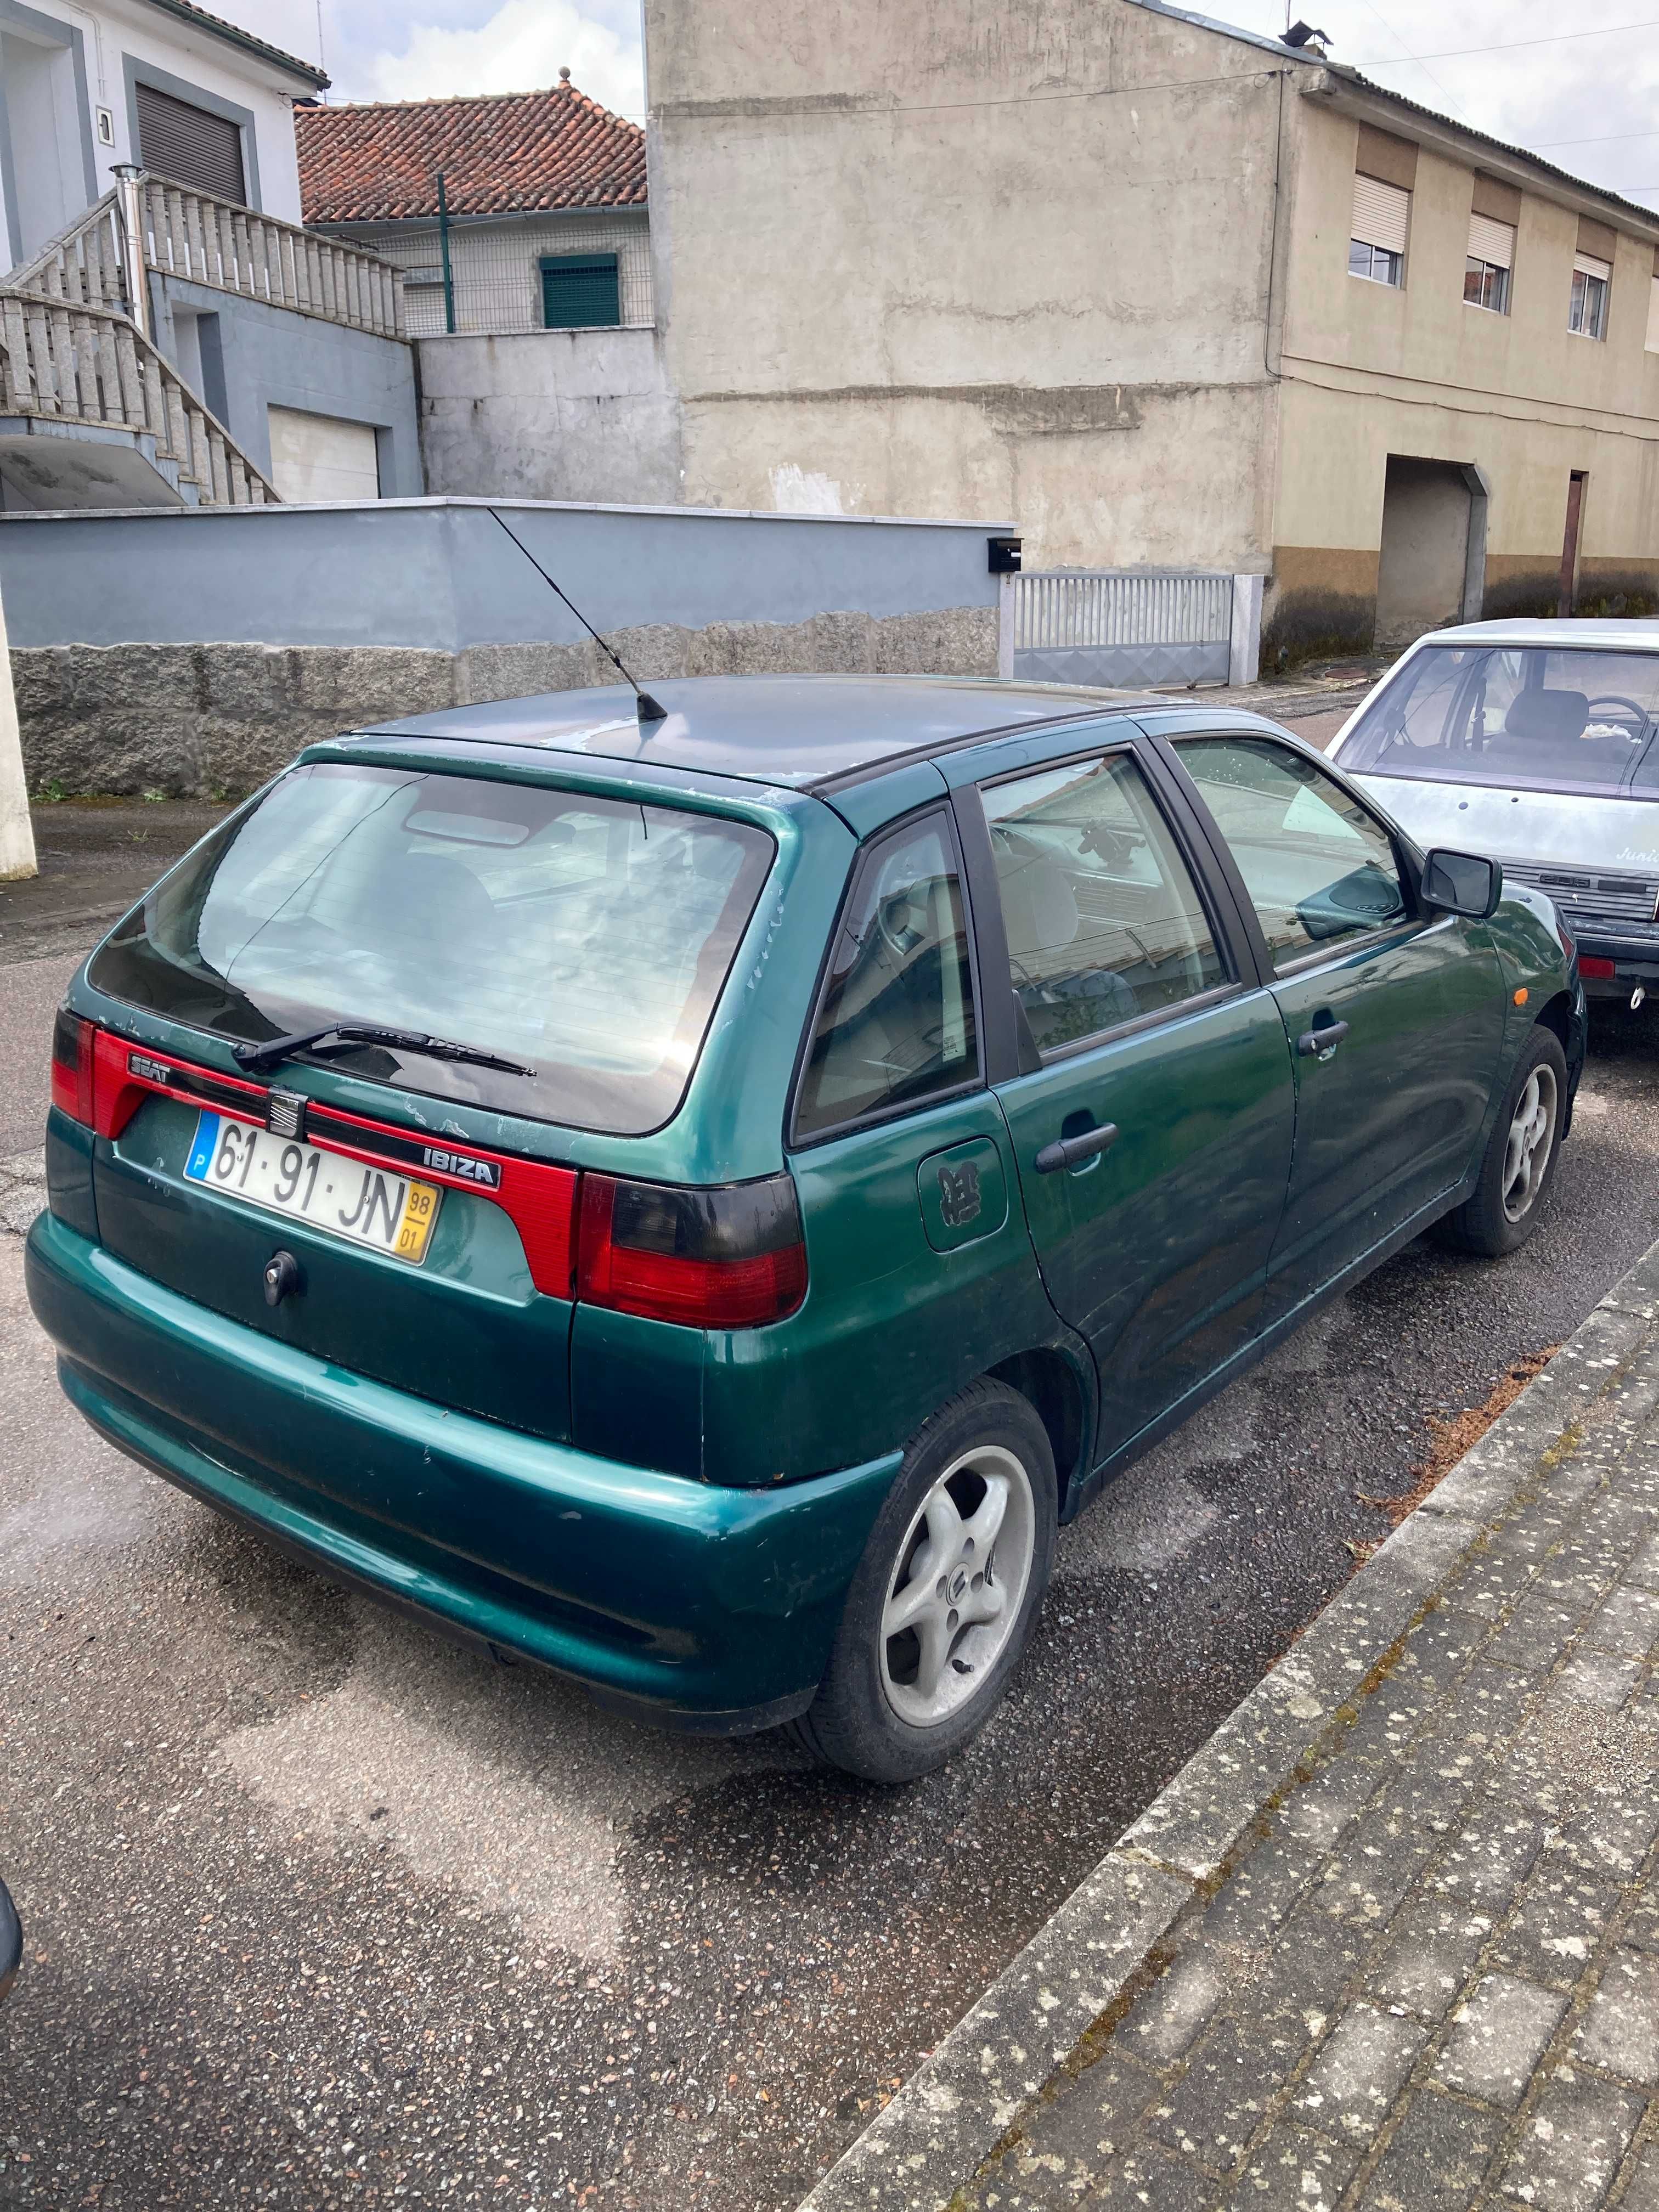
[1340,644,1659,798]
[88,764,775,1135]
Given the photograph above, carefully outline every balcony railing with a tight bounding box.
[8,173,405,342]
[0,290,278,506]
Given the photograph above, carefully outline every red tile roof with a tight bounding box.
[296,78,646,224]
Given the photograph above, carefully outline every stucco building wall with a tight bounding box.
[643,0,1286,570]
[1265,86,1659,662]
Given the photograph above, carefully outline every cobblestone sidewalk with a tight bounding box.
[806,1248,1659,2212]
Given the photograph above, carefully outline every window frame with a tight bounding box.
[1463,257,1511,315]
[1568,264,1610,342]
[1158,729,1431,984]
[786,802,986,1152]
[962,733,1252,1076]
[1349,238,1404,288]
[539,251,622,330]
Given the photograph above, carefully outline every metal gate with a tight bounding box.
[1013,569,1235,688]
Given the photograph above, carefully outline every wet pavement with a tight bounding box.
[3,794,1659,2208]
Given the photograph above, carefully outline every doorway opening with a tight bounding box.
[1374,456,1487,647]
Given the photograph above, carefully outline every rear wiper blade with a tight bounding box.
[232,1023,534,1078]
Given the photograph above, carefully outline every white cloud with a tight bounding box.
[357,0,644,117]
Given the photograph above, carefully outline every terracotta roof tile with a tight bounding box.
[296,79,646,224]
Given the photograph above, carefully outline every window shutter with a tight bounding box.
[1352,174,1409,255]
[1647,275,1659,354]
[1573,251,1613,283]
[1466,212,1515,270]
[540,254,621,330]
[134,81,246,204]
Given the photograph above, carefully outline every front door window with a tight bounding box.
[1176,737,1409,967]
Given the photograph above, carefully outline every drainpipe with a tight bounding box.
[111,162,150,340]
[436,171,456,335]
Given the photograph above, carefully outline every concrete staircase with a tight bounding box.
[0,174,403,511]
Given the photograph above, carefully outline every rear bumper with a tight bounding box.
[1573,933,1659,1000]
[25,1211,897,1731]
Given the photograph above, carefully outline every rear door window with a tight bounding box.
[793,814,978,1140]
[88,764,775,1135]
[981,750,1228,1053]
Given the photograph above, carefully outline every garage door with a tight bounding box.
[266,407,380,503]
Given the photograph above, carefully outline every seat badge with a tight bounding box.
[267,1087,307,1141]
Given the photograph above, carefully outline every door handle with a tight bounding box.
[1035,1122,1120,1174]
[1296,1019,1350,1058]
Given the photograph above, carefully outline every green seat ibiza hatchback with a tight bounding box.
[27,678,1584,1780]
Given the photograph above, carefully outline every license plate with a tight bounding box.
[184,1111,441,1265]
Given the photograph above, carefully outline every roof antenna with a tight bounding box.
[488,508,667,723]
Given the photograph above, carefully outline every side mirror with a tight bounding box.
[1421,848,1502,921]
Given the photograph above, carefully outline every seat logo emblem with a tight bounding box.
[937,1159,982,1230]
[267,1088,307,1141]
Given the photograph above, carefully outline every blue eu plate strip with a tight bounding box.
[184,1111,221,1182]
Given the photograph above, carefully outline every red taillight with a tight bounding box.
[50,1009,95,1125]
[1579,955,1616,979]
[51,1016,151,1138]
[577,1173,807,1329]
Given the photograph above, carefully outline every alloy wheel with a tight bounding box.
[1502,1062,1558,1223]
[878,1444,1036,1728]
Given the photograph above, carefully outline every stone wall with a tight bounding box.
[15,606,998,797]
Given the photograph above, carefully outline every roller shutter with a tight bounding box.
[1352,173,1409,254]
[1573,251,1613,283]
[1467,212,1515,269]
[135,81,246,204]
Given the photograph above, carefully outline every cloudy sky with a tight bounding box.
[237,0,1657,210]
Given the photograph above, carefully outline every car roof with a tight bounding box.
[357,673,1167,792]
[1409,618,1659,651]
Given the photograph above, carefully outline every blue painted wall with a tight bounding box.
[0,497,1011,649]
[151,276,422,497]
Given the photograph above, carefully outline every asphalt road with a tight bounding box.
[4,794,1659,2210]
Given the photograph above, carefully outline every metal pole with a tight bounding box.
[111,162,150,341]
[436,171,455,335]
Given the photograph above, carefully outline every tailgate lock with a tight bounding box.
[262,1249,304,1308]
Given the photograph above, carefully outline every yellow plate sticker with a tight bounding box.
[394,1178,441,1263]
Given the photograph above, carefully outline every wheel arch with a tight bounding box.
[1532,989,1572,1054]
[985,1345,1093,1518]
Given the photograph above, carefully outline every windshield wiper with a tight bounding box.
[232,1023,534,1079]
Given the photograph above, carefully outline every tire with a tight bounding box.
[792,1379,1058,1784]
[1436,1025,1567,1258]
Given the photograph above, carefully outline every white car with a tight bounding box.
[1330,618,1659,1007]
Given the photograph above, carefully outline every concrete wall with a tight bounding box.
[417,328,679,503]
[640,0,1288,571]
[149,275,423,495]
[1,494,1009,794]
[1266,84,1659,664]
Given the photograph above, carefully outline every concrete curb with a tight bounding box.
[797,1237,1659,2212]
